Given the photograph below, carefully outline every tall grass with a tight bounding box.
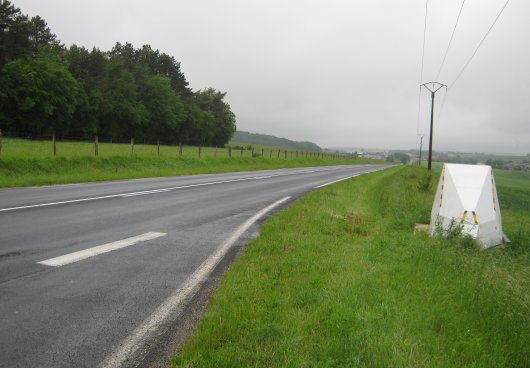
[172,166,529,367]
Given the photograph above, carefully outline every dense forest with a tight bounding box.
[0,1,236,146]
[232,131,321,152]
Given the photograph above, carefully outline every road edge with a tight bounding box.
[98,196,292,368]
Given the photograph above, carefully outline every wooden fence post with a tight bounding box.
[130,138,134,154]
[198,145,202,158]
[277,149,280,158]
[157,140,160,155]
[269,149,272,159]
[0,129,3,156]
[215,146,217,157]
[95,135,99,156]
[284,150,287,159]
[261,148,264,157]
[240,147,243,157]
[228,146,232,157]
[53,133,56,157]
[179,142,183,155]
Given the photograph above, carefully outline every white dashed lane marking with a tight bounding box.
[37,232,167,267]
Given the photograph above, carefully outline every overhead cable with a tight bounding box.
[417,0,430,135]
[419,0,429,85]
[450,0,511,88]
[436,0,467,80]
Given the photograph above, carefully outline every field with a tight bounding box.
[172,166,529,367]
[0,137,326,159]
[447,152,529,164]
[0,138,379,188]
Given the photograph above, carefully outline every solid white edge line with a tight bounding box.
[313,166,387,189]
[37,232,167,267]
[98,196,291,368]
[314,175,357,188]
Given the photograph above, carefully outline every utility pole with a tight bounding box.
[420,82,446,170]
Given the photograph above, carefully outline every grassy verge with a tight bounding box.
[0,138,380,188]
[172,166,529,367]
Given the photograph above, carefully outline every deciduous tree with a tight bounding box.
[0,56,84,135]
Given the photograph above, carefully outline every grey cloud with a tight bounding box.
[15,0,530,154]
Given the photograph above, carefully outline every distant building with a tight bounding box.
[355,151,387,160]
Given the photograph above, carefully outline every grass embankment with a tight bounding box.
[172,166,529,367]
[0,138,379,188]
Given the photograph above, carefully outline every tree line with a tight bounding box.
[0,1,236,146]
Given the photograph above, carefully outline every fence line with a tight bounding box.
[0,131,355,160]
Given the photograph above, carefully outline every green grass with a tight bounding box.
[447,152,529,164]
[0,138,380,188]
[0,138,323,159]
[494,169,530,213]
[171,166,529,368]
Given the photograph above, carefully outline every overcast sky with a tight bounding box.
[15,0,530,154]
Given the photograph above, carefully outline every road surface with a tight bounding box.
[0,164,392,367]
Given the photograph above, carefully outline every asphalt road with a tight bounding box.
[0,164,392,368]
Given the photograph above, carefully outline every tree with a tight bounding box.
[137,74,185,143]
[134,44,191,97]
[0,56,84,135]
[179,102,215,145]
[64,45,110,136]
[0,1,61,69]
[98,58,148,140]
[194,88,236,146]
[1,3,237,144]
[27,15,61,54]
[393,152,411,164]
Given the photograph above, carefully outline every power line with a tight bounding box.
[416,98,425,137]
[417,0,430,135]
[436,0,467,80]
[450,0,511,88]
[434,0,467,129]
[436,88,449,124]
[419,0,429,85]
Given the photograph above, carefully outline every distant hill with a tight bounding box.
[231,131,321,152]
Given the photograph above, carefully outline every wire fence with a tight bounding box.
[0,130,351,160]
